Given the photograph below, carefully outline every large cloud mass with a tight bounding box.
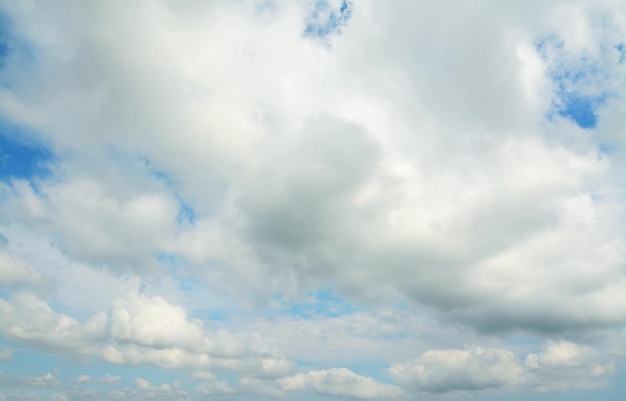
[0,0,625,400]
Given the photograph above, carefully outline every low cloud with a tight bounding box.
[280,368,402,399]
[388,347,523,393]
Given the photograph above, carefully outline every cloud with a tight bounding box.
[388,347,523,393]
[75,375,90,383]
[524,341,615,392]
[1,0,624,337]
[0,348,12,362]
[196,380,234,396]
[0,0,626,399]
[388,342,616,395]
[0,290,293,378]
[280,368,402,399]
[134,377,188,398]
[0,241,44,289]
[0,293,108,351]
[96,374,122,385]
[19,372,60,388]
[0,178,180,272]
[110,291,208,351]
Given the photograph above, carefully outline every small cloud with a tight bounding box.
[135,377,155,391]
[0,349,13,362]
[191,371,216,381]
[20,372,60,388]
[280,368,402,399]
[388,347,523,393]
[97,374,122,384]
[197,380,234,395]
[76,375,91,383]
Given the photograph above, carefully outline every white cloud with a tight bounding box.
[110,291,207,351]
[1,178,179,271]
[280,368,402,399]
[0,244,44,289]
[388,347,523,393]
[0,293,108,351]
[524,341,615,392]
[134,377,187,398]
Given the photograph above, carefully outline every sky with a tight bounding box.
[0,0,626,400]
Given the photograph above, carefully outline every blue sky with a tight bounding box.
[1,1,626,400]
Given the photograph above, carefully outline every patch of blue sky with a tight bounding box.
[0,340,61,377]
[535,37,615,130]
[176,194,197,224]
[158,252,177,266]
[555,92,607,129]
[275,288,359,319]
[304,0,352,39]
[0,120,54,183]
[598,142,615,155]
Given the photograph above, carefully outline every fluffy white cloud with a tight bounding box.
[110,291,207,351]
[0,293,108,351]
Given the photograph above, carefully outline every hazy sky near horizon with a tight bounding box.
[1,1,626,400]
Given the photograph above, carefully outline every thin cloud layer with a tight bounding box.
[0,0,625,400]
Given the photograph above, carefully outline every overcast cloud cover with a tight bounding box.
[0,0,626,400]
